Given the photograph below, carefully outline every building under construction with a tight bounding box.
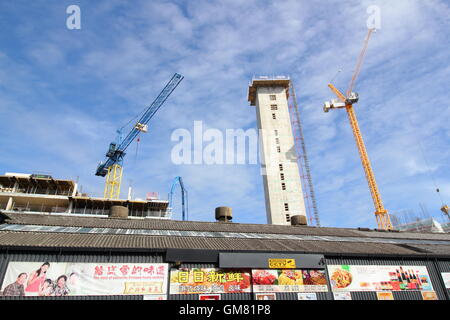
[0,172,449,300]
[0,75,448,301]
[0,173,170,219]
[248,76,308,226]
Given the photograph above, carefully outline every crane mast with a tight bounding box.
[324,29,393,230]
[328,83,393,230]
[169,176,188,221]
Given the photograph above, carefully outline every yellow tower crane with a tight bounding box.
[323,29,393,230]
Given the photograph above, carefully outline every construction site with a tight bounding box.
[0,7,449,302]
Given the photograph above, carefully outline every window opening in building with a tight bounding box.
[270,95,276,100]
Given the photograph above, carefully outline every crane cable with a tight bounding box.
[417,140,445,205]
[134,134,141,164]
[405,113,445,206]
[118,95,155,134]
[347,28,375,96]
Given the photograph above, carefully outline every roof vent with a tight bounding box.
[215,207,232,222]
[290,215,307,226]
[110,205,129,219]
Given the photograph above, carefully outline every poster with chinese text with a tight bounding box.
[1,261,168,297]
[170,268,251,294]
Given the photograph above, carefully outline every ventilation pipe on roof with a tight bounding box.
[110,205,129,219]
[215,207,232,222]
[290,215,307,226]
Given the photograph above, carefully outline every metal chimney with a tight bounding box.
[215,207,232,222]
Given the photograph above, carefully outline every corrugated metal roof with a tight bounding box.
[0,230,447,256]
[0,212,449,257]
[3,211,450,241]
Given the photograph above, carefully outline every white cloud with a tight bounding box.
[0,0,449,228]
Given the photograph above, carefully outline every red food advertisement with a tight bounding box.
[170,268,251,294]
[252,269,328,293]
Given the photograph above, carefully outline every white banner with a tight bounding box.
[442,273,450,289]
[327,265,433,292]
[1,261,168,297]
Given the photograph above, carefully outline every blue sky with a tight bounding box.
[0,0,449,228]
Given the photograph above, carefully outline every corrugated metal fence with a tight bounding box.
[0,251,448,300]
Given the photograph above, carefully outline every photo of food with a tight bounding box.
[252,270,278,286]
[421,291,438,300]
[302,270,327,286]
[376,291,394,300]
[252,269,328,293]
[255,293,276,300]
[331,269,353,288]
[277,270,303,286]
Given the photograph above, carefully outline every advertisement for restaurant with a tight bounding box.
[252,269,328,292]
[327,265,433,292]
[0,262,169,297]
[441,273,450,289]
[170,268,251,294]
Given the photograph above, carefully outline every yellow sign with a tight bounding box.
[268,259,296,269]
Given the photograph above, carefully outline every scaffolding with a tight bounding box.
[288,81,320,227]
[0,175,75,196]
[0,173,171,219]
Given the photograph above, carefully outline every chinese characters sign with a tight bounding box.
[1,262,168,297]
[327,265,433,292]
[170,268,251,294]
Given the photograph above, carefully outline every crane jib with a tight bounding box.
[95,73,184,177]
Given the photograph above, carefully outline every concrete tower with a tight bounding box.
[248,76,307,225]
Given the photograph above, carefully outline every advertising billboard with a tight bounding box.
[251,269,328,292]
[441,272,450,289]
[170,268,251,294]
[1,261,168,297]
[327,265,433,292]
